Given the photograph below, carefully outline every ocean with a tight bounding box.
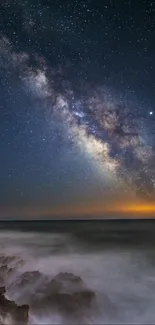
[0,219,155,324]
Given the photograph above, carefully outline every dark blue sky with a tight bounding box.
[0,0,155,218]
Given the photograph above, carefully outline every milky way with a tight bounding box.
[1,35,155,198]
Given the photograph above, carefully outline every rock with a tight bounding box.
[0,287,5,295]
[11,304,29,324]
[0,286,29,324]
[6,271,44,306]
[73,290,96,308]
[0,266,8,284]
[0,264,15,284]
[2,256,16,265]
[0,256,5,264]
[31,272,96,318]
[54,272,83,284]
[18,271,42,286]
[46,278,63,293]
[47,272,87,294]
[10,270,42,293]
[44,290,96,314]
[0,265,8,277]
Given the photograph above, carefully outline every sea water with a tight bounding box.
[0,220,155,324]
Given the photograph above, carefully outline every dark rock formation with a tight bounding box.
[0,264,15,285]
[31,272,96,319]
[17,270,42,287]
[2,256,16,265]
[0,287,5,295]
[0,266,8,278]
[9,270,42,293]
[0,286,29,324]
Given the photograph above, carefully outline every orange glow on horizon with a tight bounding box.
[119,204,155,214]
[1,200,155,219]
[71,202,155,217]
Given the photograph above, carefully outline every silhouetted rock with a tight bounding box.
[31,272,96,318]
[0,287,5,295]
[0,286,29,324]
[48,272,87,294]
[0,265,8,277]
[0,264,15,285]
[2,256,16,265]
[55,272,83,284]
[11,304,29,324]
[73,289,96,307]
[0,256,5,264]
[18,270,42,286]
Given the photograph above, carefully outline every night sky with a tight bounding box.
[1,0,155,219]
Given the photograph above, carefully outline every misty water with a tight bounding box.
[0,220,155,324]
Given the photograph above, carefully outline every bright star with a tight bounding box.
[149,111,153,115]
[74,111,85,118]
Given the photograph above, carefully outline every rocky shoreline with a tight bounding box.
[0,268,96,324]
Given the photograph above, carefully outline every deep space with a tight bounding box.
[1,0,155,218]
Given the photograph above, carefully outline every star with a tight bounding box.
[1,0,155,220]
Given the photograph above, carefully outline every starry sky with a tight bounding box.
[1,0,155,219]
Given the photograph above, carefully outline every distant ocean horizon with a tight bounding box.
[0,218,155,250]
